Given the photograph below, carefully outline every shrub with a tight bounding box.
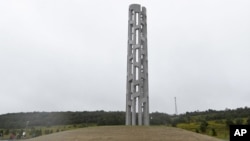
[211,128,217,136]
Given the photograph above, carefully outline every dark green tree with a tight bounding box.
[225,118,234,128]
[211,128,217,136]
[246,117,250,125]
[235,118,243,125]
[199,120,208,133]
[195,128,199,133]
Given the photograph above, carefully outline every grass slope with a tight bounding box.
[177,121,229,139]
[26,126,225,141]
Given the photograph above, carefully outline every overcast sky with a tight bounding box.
[0,0,250,115]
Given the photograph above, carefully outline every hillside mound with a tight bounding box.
[26,126,224,141]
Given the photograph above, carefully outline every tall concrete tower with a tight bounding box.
[126,4,149,126]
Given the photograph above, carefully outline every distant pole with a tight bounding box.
[174,97,178,115]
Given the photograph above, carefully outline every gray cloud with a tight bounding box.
[0,0,250,115]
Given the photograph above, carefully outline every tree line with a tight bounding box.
[0,107,250,129]
[0,111,125,129]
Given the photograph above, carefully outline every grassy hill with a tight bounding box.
[25,126,225,141]
[1,107,250,140]
[177,120,229,139]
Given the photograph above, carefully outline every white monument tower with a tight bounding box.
[126,4,149,126]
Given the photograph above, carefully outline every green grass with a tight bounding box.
[177,121,229,140]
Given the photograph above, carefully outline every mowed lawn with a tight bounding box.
[26,126,225,141]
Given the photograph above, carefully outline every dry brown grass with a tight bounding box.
[26,126,225,141]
